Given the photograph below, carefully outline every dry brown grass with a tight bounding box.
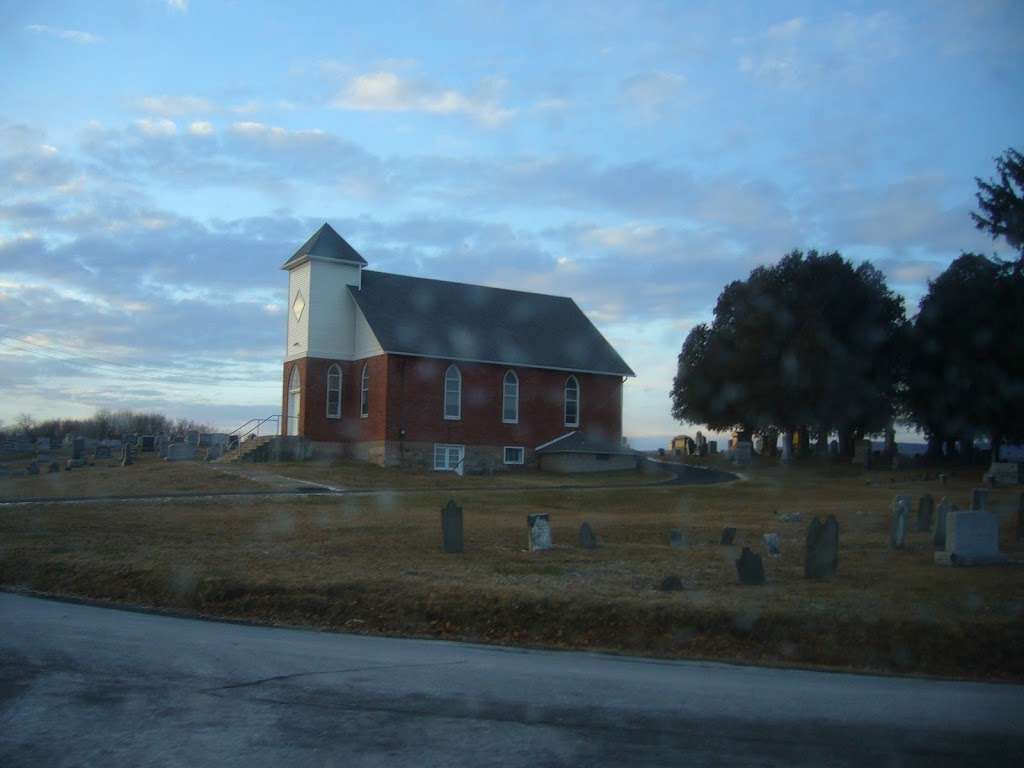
[256,457,672,490]
[0,454,268,499]
[2,457,1022,679]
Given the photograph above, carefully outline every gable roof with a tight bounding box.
[349,270,634,376]
[281,223,368,269]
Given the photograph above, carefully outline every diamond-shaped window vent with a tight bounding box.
[292,291,306,321]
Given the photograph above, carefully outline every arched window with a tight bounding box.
[502,370,518,423]
[287,366,301,436]
[326,364,342,418]
[360,364,369,418]
[564,376,579,427]
[443,364,461,420]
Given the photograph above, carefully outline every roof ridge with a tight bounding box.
[362,269,573,302]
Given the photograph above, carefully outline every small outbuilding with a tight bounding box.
[536,431,641,473]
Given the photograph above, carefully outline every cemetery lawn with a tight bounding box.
[0,454,267,500]
[2,460,1022,680]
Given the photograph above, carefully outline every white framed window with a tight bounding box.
[564,375,580,427]
[444,364,461,420]
[502,370,518,423]
[360,364,369,418]
[503,446,524,465]
[326,364,342,419]
[286,366,301,436]
[433,443,465,473]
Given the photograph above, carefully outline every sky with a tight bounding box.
[1,0,1021,448]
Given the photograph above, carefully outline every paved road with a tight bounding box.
[1,593,1021,767]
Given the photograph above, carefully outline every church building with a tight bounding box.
[281,224,635,472]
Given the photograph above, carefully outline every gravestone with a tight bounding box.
[935,510,1006,566]
[732,441,753,466]
[669,529,686,549]
[527,513,552,552]
[206,445,223,461]
[94,444,112,459]
[141,435,156,452]
[71,436,85,461]
[720,527,737,545]
[983,462,1020,487]
[763,532,780,557]
[971,488,989,512]
[890,495,911,549]
[829,440,839,457]
[440,500,463,553]
[695,431,708,457]
[578,522,597,550]
[708,441,718,455]
[735,547,765,585]
[120,445,133,467]
[805,515,839,579]
[916,495,934,532]
[165,443,196,461]
[852,439,872,468]
[933,498,954,548]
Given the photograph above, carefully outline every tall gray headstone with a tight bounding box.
[805,515,839,579]
[971,488,989,512]
[733,441,753,466]
[916,494,934,532]
[578,522,597,550]
[935,510,1006,566]
[933,498,954,548]
[528,513,552,552]
[71,436,85,461]
[890,495,911,549]
[441,500,463,553]
[735,547,765,585]
[763,532,780,557]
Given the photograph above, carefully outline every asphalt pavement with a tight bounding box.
[1,592,1021,766]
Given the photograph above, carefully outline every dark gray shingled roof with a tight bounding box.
[350,270,635,376]
[535,431,639,455]
[281,223,368,269]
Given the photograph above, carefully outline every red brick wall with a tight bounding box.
[384,355,623,449]
[281,355,388,442]
[283,353,624,451]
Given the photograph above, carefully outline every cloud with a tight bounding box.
[188,121,214,136]
[737,12,903,88]
[136,95,215,116]
[25,24,102,45]
[134,118,178,137]
[166,0,188,12]
[619,72,685,118]
[331,71,516,127]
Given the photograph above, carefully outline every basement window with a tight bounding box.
[504,446,525,465]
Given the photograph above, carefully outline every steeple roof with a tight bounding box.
[281,223,368,269]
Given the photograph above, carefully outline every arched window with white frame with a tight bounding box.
[564,375,580,427]
[360,364,369,418]
[502,370,518,423]
[326,364,342,418]
[444,364,462,420]
[286,366,301,436]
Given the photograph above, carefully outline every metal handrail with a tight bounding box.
[228,415,281,444]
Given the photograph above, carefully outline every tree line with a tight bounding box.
[0,409,217,444]
[671,147,1024,460]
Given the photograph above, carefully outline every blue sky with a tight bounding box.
[1,0,1021,447]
